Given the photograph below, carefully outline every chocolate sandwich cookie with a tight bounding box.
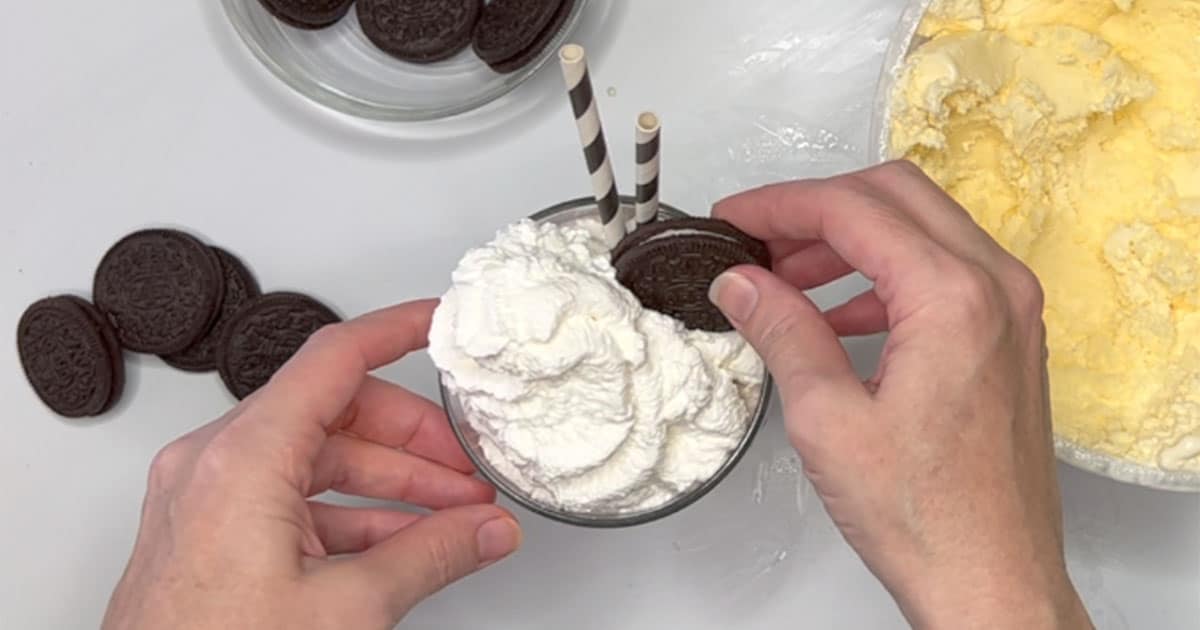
[64,296,126,413]
[161,248,262,373]
[614,233,771,333]
[611,218,770,269]
[18,296,124,418]
[487,0,575,74]
[358,0,483,63]
[258,0,355,29]
[472,0,567,73]
[93,229,225,355]
[217,292,342,400]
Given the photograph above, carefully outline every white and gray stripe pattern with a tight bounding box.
[634,112,661,227]
[560,45,624,248]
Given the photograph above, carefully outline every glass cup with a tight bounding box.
[438,196,775,526]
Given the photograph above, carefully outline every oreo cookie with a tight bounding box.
[472,0,566,73]
[486,0,575,74]
[217,292,342,400]
[258,0,355,29]
[613,224,770,332]
[611,218,771,269]
[18,296,124,418]
[161,248,262,373]
[358,0,483,63]
[93,229,225,355]
[64,296,126,413]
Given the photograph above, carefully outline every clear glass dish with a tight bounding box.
[438,196,775,527]
[221,0,589,122]
[869,0,1200,492]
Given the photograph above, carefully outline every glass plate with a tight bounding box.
[221,0,589,122]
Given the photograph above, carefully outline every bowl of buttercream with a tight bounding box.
[871,0,1200,491]
[429,196,774,527]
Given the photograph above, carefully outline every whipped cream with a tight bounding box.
[429,217,764,514]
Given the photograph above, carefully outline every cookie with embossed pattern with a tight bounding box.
[258,0,355,29]
[64,296,126,413]
[485,0,574,73]
[161,248,262,373]
[217,292,341,400]
[472,0,564,66]
[18,296,123,418]
[614,235,770,332]
[611,217,770,270]
[357,0,483,63]
[93,229,225,355]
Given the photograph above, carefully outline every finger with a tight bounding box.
[310,434,496,509]
[340,376,477,474]
[308,502,422,555]
[327,505,521,622]
[774,241,854,290]
[259,299,440,431]
[824,290,888,337]
[225,300,439,485]
[767,238,820,261]
[709,265,865,407]
[712,179,951,305]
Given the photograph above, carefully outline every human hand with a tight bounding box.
[101,300,522,630]
[709,162,1092,630]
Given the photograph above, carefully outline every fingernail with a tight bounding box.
[476,517,521,565]
[709,271,759,324]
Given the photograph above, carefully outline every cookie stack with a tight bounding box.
[17,229,340,418]
[610,218,771,333]
[471,0,576,73]
[259,0,577,74]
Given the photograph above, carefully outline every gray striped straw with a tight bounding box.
[559,44,624,249]
[634,112,661,227]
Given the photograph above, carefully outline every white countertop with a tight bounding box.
[1,1,1197,628]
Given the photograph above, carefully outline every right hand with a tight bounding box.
[709,161,1092,630]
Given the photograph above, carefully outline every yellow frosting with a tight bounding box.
[889,0,1200,470]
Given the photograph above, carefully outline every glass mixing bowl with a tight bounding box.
[869,0,1200,492]
[438,196,775,527]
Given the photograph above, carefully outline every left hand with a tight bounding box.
[101,300,522,630]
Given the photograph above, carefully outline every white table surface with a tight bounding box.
[1,1,1197,628]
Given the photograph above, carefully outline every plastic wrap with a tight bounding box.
[668,0,909,210]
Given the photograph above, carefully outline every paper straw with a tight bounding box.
[634,112,661,227]
[559,44,624,248]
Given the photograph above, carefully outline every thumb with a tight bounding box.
[331,505,522,623]
[709,265,862,405]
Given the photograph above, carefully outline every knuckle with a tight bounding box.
[825,173,892,210]
[873,160,941,200]
[862,159,928,187]
[756,311,805,364]
[942,265,1003,324]
[829,171,876,195]
[1007,263,1045,319]
[147,438,192,492]
[191,433,240,484]
[885,158,926,178]
[421,535,459,590]
[756,311,830,396]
